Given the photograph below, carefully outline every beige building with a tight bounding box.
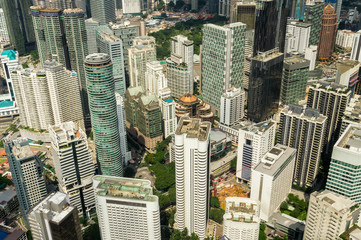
[303,190,360,240]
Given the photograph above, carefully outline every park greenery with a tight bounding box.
[149,16,228,60]
[82,217,101,240]
[280,193,308,221]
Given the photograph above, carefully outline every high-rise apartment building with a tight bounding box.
[122,0,142,14]
[128,36,156,88]
[280,56,309,105]
[237,120,276,182]
[49,122,95,219]
[109,22,140,76]
[96,28,126,96]
[317,4,337,59]
[84,53,122,176]
[326,124,361,204]
[336,30,355,50]
[223,197,260,240]
[304,0,324,46]
[115,93,132,166]
[63,8,90,122]
[305,45,318,71]
[5,138,47,227]
[1,50,19,101]
[285,21,311,55]
[11,61,84,130]
[335,60,360,95]
[303,190,360,240]
[160,95,177,139]
[44,60,85,129]
[30,7,71,69]
[145,61,167,96]
[90,0,116,24]
[351,30,361,62]
[250,144,296,222]
[278,104,326,187]
[219,0,231,17]
[0,9,9,42]
[307,81,351,154]
[166,55,191,99]
[175,117,211,239]
[170,35,194,89]
[28,192,82,240]
[93,176,161,240]
[124,87,163,149]
[247,48,284,122]
[220,88,245,127]
[202,23,246,113]
[341,94,361,134]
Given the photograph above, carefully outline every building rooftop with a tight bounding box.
[0,101,15,109]
[97,29,121,42]
[241,120,276,135]
[140,93,159,108]
[224,197,260,223]
[84,53,111,66]
[1,50,17,61]
[179,93,198,104]
[337,60,360,75]
[288,21,311,28]
[282,104,327,123]
[312,190,357,214]
[312,80,350,93]
[254,144,296,176]
[336,124,361,157]
[29,192,75,224]
[10,138,36,161]
[283,56,310,70]
[49,122,84,147]
[176,117,211,141]
[0,190,16,206]
[270,212,305,232]
[93,175,157,202]
[127,86,145,97]
[210,129,228,143]
[253,48,284,62]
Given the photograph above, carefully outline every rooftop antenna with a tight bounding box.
[50,0,53,8]
[70,0,73,8]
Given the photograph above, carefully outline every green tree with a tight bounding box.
[230,157,237,170]
[210,196,220,208]
[124,167,135,177]
[82,221,101,240]
[209,208,225,224]
[0,140,4,148]
[259,224,267,240]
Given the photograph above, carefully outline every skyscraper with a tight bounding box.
[0,9,9,42]
[280,56,309,105]
[175,117,211,239]
[85,18,100,54]
[84,53,122,176]
[93,176,161,240]
[304,0,324,46]
[6,138,47,227]
[223,197,260,240]
[335,60,360,95]
[250,144,296,222]
[307,81,351,154]
[96,27,126,95]
[220,88,245,127]
[171,35,194,89]
[63,8,90,124]
[30,7,71,69]
[128,36,156,88]
[90,0,116,24]
[115,93,132,166]
[11,61,85,130]
[247,48,284,122]
[303,190,360,240]
[202,23,246,113]
[326,124,361,204]
[305,45,318,71]
[160,93,177,139]
[236,120,276,182]
[253,0,288,55]
[145,61,167,96]
[284,21,311,55]
[28,192,82,240]
[278,104,326,187]
[317,4,337,59]
[49,122,95,219]
[0,50,19,101]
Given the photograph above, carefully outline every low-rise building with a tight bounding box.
[269,212,305,240]
[175,93,214,123]
[0,189,18,219]
[341,94,361,134]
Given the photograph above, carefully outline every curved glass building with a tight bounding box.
[84,53,122,176]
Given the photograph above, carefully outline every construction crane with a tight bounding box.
[210,164,252,196]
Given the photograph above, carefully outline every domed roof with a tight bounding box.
[324,4,335,13]
[179,93,198,103]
